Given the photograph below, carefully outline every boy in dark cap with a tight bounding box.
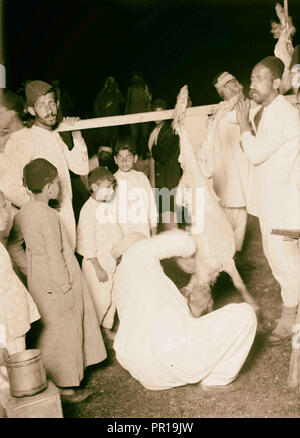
[236,56,300,344]
[12,158,107,404]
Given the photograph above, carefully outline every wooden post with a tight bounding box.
[284,0,289,24]
[56,104,219,132]
[56,94,297,132]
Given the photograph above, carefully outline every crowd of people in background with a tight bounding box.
[0,47,300,414]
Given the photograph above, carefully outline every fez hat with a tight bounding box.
[23,158,58,191]
[255,56,285,79]
[25,80,54,106]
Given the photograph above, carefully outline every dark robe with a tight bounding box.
[151,121,182,213]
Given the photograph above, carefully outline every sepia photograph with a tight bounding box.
[0,0,300,423]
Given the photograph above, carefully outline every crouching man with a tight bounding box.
[112,231,257,391]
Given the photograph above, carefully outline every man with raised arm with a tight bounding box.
[236,56,300,344]
[4,80,89,250]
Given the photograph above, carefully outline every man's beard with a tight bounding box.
[249,89,262,103]
[98,153,113,167]
[42,114,58,127]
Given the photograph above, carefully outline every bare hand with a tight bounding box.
[236,99,251,131]
[62,117,83,140]
[96,267,108,283]
[62,116,80,126]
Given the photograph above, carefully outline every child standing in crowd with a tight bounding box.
[76,167,123,342]
[114,136,158,238]
[13,159,106,404]
[0,191,40,415]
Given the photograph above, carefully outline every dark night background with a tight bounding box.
[3,0,300,117]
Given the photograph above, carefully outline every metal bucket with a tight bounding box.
[4,349,48,398]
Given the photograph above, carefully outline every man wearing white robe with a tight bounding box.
[113,231,257,391]
[114,168,158,238]
[237,56,300,344]
[199,72,251,253]
[3,81,88,250]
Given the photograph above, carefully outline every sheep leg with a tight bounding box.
[222,260,260,312]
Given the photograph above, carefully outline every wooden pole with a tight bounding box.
[56,94,297,132]
[56,104,219,132]
[284,0,289,23]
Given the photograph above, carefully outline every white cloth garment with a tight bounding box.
[223,207,248,252]
[3,125,89,250]
[89,155,99,173]
[113,231,257,390]
[208,111,249,208]
[76,196,123,328]
[0,241,40,400]
[184,114,209,155]
[241,94,300,307]
[148,125,163,188]
[198,108,253,249]
[114,169,158,238]
[0,336,26,405]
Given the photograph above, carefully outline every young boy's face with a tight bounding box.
[93,178,115,202]
[47,176,61,200]
[114,149,137,172]
[153,106,165,126]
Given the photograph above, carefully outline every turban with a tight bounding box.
[23,158,58,191]
[25,80,54,106]
[214,72,236,92]
[255,56,284,79]
[88,166,115,189]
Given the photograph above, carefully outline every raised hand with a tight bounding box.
[236,99,251,133]
[62,116,83,140]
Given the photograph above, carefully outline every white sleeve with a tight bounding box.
[149,189,158,228]
[241,117,299,165]
[3,135,33,207]
[59,133,89,175]
[76,202,97,258]
[0,244,14,295]
[141,174,158,227]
